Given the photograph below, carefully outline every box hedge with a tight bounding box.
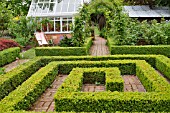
[70,68,123,92]
[0,47,20,66]
[55,60,170,112]
[111,45,170,57]
[0,62,58,112]
[1,55,170,101]
[35,37,92,56]
[0,58,42,100]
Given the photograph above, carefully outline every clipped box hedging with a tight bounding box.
[55,60,170,112]
[0,58,42,100]
[0,55,170,112]
[0,62,58,112]
[1,55,170,101]
[110,45,170,57]
[35,37,92,56]
[0,47,20,66]
[70,67,123,92]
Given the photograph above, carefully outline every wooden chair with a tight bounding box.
[34,32,48,46]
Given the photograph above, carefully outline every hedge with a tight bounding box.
[55,60,170,112]
[68,68,123,92]
[0,58,42,100]
[35,37,92,56]
[110,45,170,57]
[0,62,58,112]
[1,55,170,101]
[0,47,20,66]
[1,57,170,112]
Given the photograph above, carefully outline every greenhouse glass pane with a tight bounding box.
[51,0,57,2]
[63,0,69,4]
[32,0,38,3]
[49,21,54,32]
[39,0,44,2]
[36,3,44,13]
[62,21,67,31]
[49,3,55,13]
[75,4,81,11]
[62,4,68,12]
[44,0,49,2]
[56,3,62,12]
[68,20,72,31]
[55,21,60,32]
[69,0,75,2]
[42,3,49,13]
[30,4,37,13]
[68,4,74,12]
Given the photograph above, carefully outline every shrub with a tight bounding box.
[55,60,170,112]
[0,38,20,51]
[0,47,20,67]
[35,37,92,56]
[109,44,170,57]
[0,62,58,112]
[0,58,41,100]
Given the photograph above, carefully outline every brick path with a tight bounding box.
[123,75,146,92]
[82,84,105,92]
[30,74,67,112]
[3,59,29,72]
[81,75,146,92]
[90,36,110,56]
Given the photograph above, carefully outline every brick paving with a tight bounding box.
[82,75,146,92]
[29,74,67,112]
[82,84,105,92]
[3,59,29,72]
[123,75,146,92]
[90,36,110,56]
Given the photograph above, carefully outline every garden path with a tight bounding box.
[3,59,29,72]
[90,36,110,56]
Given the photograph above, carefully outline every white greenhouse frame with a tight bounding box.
[27,0,89,34]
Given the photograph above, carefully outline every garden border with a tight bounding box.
[0,47,20,67]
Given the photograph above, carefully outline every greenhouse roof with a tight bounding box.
[123,5,170,18]
[27,0,84,17]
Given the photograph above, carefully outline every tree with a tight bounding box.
[0,2,13,36]
[6,0,31,16]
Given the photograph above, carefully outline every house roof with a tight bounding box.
[27,0,83,17]
[123,5,170,18]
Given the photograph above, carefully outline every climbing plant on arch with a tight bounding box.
[72,0,123,46]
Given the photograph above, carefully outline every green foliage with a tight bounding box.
[59,35,75,47]
[20,48,35,59]
[112,17,170,45]
[0,2,13,36]
[0,47,20,67]
[55,60,170,112]
[0,62,58,112]
[0,68,5,75]
[35,37,92,56]
[8,16,40,47]
[108,43,170,57]
[5,0,31,16]
[0,58,41,100]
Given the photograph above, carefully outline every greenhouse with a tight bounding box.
[27,0,90,34]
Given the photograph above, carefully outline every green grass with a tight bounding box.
[20,48,35,59]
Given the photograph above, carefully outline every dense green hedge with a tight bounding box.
[136,61,170,92]
[0,58,42,100]
[55,60,170,112]
[70,68,123,92]
[110,45,170,57]
[35,37,92,56]
[0,47,20,66]
[155,55,170,80]
[0,62,58,112]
